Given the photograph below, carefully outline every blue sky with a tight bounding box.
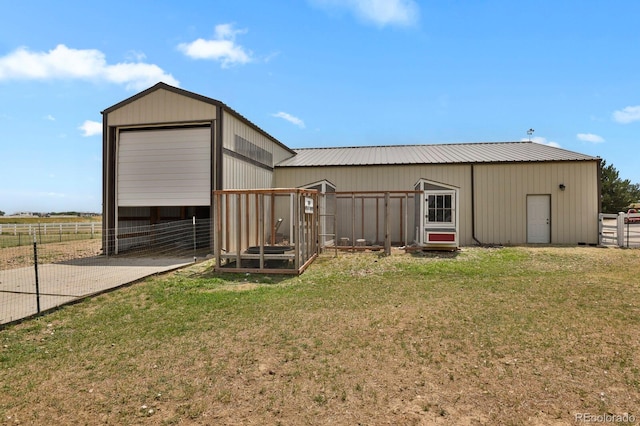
[1,0,639,214]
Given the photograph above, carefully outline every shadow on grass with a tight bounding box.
[409,249,461,260]
[182,261,293,285]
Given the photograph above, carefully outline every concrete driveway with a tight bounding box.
[0,256,193,325]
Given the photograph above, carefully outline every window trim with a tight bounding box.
[425,190,456,228]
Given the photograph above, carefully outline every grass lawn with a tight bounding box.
[1,246,639,425]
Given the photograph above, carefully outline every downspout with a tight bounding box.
[471,164,483,246]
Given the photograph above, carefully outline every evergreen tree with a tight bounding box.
[601,160,640,213]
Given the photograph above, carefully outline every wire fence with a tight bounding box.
[0,219,211,326]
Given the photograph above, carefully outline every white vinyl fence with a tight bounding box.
[0,222,100,248]
[599,212,640,248]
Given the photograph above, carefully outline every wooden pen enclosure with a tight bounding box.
[213,189,319,274]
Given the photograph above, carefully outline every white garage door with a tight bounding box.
[117,127,211,207]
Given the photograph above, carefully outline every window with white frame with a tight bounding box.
[426,192,455,225]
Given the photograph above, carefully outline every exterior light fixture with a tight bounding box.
[559,184,566,191]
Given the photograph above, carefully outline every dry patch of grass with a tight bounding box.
[1,246,639,425]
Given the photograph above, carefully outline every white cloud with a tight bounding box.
[102,62,179,90]
[523,136,561,148]
[264,51,281,63]
[0,44,179,90]
[311,0,419,27]
[79,120,102,137]
[44,114,55,121]
[125,50,147,62]
[576,133,604,143]
[178,23,253,68]
[272,112,305,128]
[612,106,640,124]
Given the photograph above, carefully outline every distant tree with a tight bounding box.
[601,160,640,213]
[0,210,4,216]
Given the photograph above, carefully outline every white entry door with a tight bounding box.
[527,195,550,243]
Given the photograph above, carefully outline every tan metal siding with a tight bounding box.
[474,162,599,245]
[223,155,274,190]
[220,113,286,191]
[106,88,217,125]
[223,113,295,166]
[274,160,599,246]
[274,164,473,245]
[274,164,469,195]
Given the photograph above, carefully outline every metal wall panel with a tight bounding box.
[274,164,472,245]
[223,114,295,166]
[220,112,289,191]
[274,161,599,246]
[222,155,275,190]
[106,88,217,125]
[473,162,599,245]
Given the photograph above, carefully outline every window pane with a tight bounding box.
[425,192,455,223]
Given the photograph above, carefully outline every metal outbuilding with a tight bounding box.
[102,83,601,261]
[101,83,296,255]
[275,143,601,246]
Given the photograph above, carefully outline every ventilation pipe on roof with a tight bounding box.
[471,164,483,246]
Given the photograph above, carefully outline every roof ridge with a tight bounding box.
[291,141,529,150]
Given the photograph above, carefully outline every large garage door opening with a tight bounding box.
[114,126,212,255]
[116,206,211,254]
[117,126,211,207]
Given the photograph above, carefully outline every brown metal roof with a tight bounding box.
[275,142,598,167]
